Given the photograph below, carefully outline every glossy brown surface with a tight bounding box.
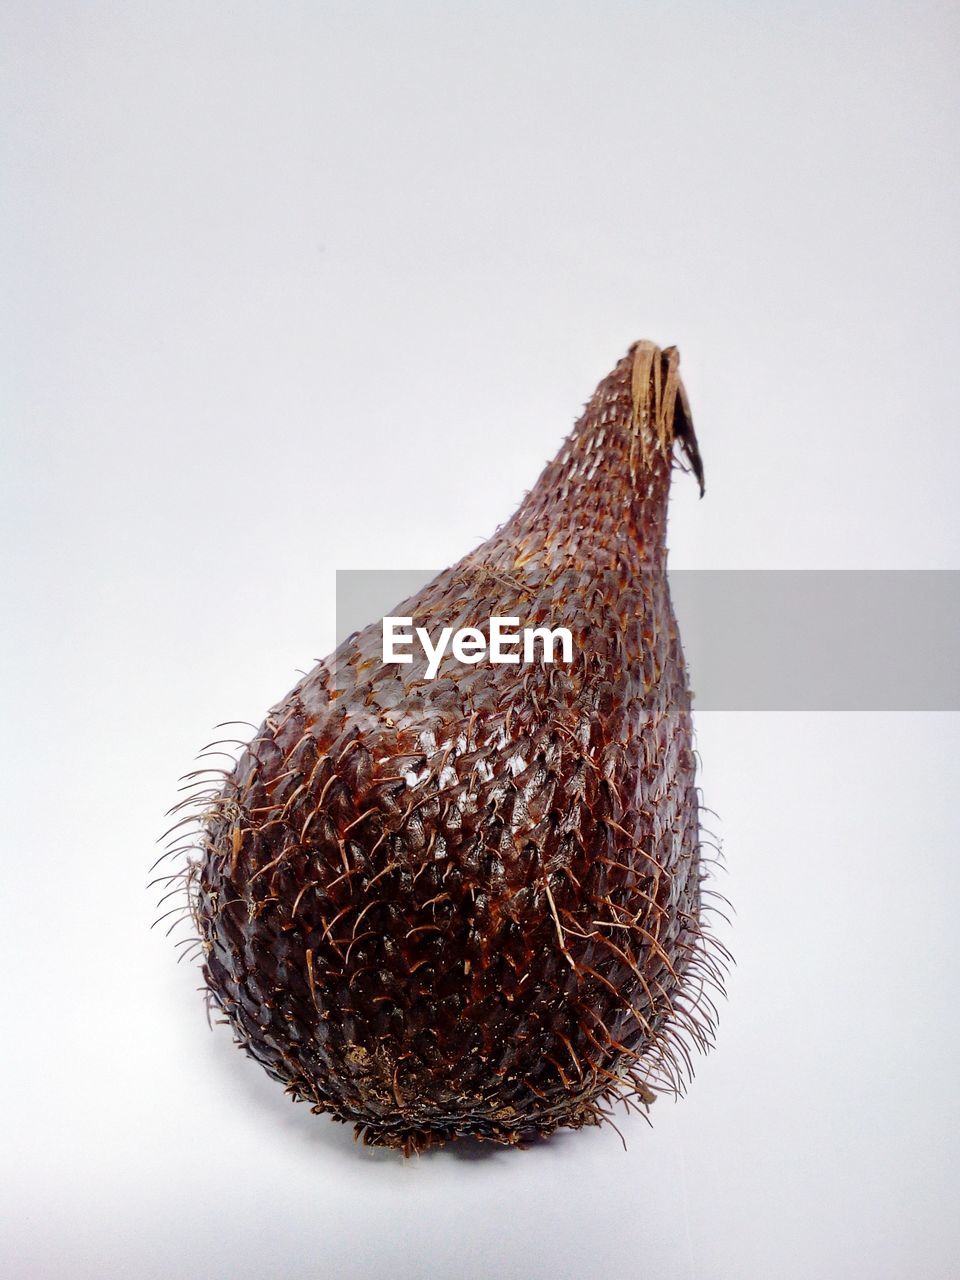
[186,342,725,1151]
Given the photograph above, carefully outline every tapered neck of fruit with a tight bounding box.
[496,344,702,576]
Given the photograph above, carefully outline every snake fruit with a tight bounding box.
[173,341,726,1152]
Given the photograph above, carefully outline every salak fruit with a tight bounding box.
[163,341,728,1152]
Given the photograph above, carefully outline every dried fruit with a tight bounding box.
[162,341,727,1152]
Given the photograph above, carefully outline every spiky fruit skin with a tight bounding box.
[190,342,722,1151]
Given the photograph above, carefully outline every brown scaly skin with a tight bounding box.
[177,342,727,1153]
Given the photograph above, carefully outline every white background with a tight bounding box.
[2,3,959,1277]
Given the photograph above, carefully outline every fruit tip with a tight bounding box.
[629,340,705,497]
